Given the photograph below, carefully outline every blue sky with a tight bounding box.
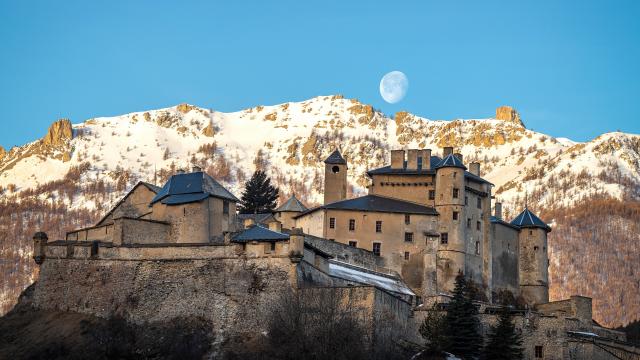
[1,0,639,149]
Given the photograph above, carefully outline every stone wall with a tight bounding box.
[490,221,520,297]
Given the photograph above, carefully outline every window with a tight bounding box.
[270,242,276,252]
[404,214,411,225]
[453,211,459,221]
[349,241,357,247]
[467,218,471,228]
[223,200,229,214]
[465,196,468,205]
[349,219,355,231]
[477,197,482,209]
[417,156,423,168]
[441,233,448,245]
[534,345,543,358]
[476,221,481,231]
[332,165,340,173]
[534,246,539,251]
[329,217,336,229]
[475,241,480,255]
[329,239,335,242]
[453,188,459,199]
[428,190,436,200]
[404,251,410,260]
[376,221,382,233]
[373,243,381,256]
[404,232,414,242]
[529,230,533,235]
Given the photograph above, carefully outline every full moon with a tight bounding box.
[379,71,408,104]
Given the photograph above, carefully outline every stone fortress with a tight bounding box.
[28,147,640,359]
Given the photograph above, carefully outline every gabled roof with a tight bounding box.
[324,150,347,165]
[295,194,438,218]
[366,155,491,185]
[231,224,290,242]
[490,216,520,230]
[510,208,551,232]
[151,171,239,205]
[275,195,308,212]
[96,181,160,226]
[435,153,467,170]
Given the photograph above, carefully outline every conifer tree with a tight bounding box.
[482,305,523,360]
[239,170,279,214]
[419,303,448,356]
[444,271,482,359]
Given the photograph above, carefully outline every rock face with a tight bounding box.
[43,119,73,147]
[0,146,5,160]
[495,106,525,127]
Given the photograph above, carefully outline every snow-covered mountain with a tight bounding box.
[1,95,639,327]
[1,95,639,215]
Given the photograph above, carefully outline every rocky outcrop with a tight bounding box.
[43,119,73,147]
[202,121,215,137]
[0,146,5,160]
[495,106,525,127]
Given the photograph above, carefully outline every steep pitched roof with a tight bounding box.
[275,195,308,212]
[295,194,438,218]
[510,208,551,232]
[150,171,239,205]
[366,155,491,184]
[324,150,347,165]
[231,224,290,242]
[435,153,467,170]
[96,181,160,226]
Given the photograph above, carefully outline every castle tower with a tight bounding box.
[434,151,467,293]
[323,150,347,205]
[511,208,551,305]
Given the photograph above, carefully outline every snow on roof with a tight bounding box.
[328,261,415,296]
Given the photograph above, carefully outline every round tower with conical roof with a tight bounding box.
[434,149,467,293]
[511,207,551,305]
[323,150,347,205]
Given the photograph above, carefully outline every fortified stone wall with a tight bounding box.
[490,221,520,296]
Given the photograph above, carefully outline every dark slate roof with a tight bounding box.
[435,153,467,170]
[324,150,347,165]
[490,216,521,230]
[275,195,308,212]
[231,225,290,242]
[295,194,438,218]
[150,171,239,205]
[510,208,551,232]
[366,155,491,185]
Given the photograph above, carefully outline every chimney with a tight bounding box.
[469,162,480,176]
[454,153,463,164]
[192,165,202,172]
[269,221,282,233]
[176,169,185,174]
[244,217,256,229]
[422,149,432,170]
[289,228,304,262]
[494,202,502,219]
[390,150,405,169]
[443,147,453,158]
[406,149,419,170]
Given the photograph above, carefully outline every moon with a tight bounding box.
[379,71,408,104]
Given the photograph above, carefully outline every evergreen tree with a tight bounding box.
[482,305,523,360]
[444,271,482,359]
[419,303,448,356]
[239,170,279,214]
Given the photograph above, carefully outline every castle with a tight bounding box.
[26,147,639,359]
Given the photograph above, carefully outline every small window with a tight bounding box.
[349,219,355,231]
[373,243,381,256]
[404,214,411,225]
[376,221,382,233]
[534,345,543,358]
[404,232,413,242]
[404,251,410,260]
[475,241,480,255]
[223,200,229,215]
[441,233,448,245]
[453,211,459,221]
[183,208,186,216]
[348,241,357,247]
[332,165,340,173]
[452,188,459,199]
[329,239,335,242]
[428,190,436,200]
[417,156,423,168]
[534,246,539,251]
[465,196,468,205]
[329,217,335,229]
[477,197,482,209]
[453,172,457,178]
[270,242,276,252]
[529,230,533,235]
[476,221,481,231]
[467,218,471,228]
